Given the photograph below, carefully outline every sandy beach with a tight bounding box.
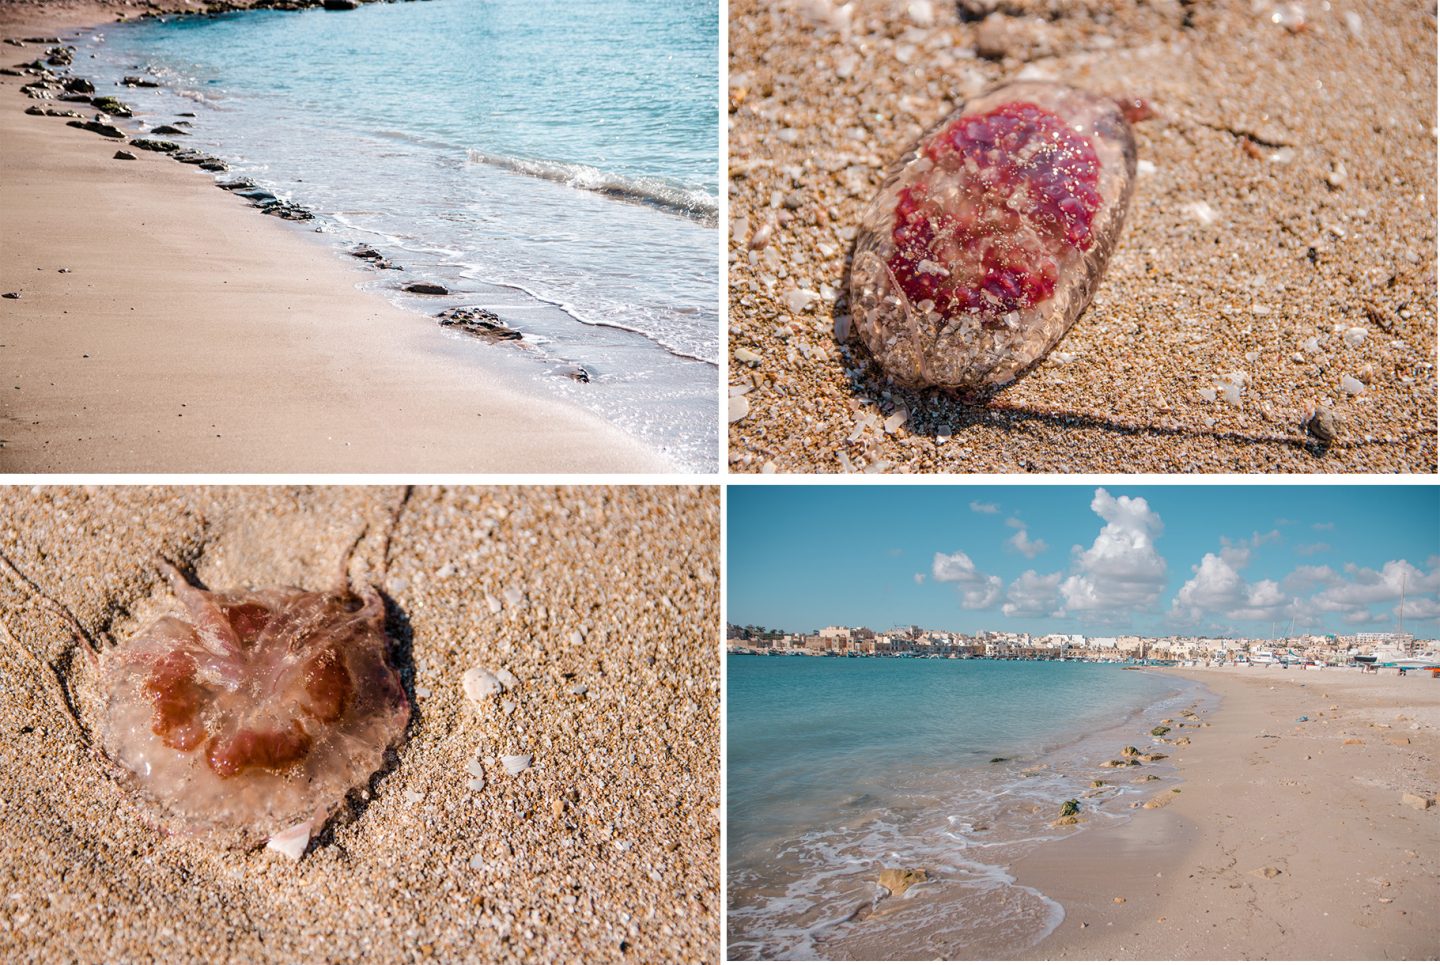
[727,0,1437,473]
[1011,665,1439,960]
[0,485,719,962]
[0,0,674,473]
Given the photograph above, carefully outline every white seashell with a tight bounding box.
[462,667,503,704]
[266,819,313,861]
[496,668,520,690]
[502,754,532,776]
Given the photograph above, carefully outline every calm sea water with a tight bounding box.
[727,656,1207,960]
[73,0,718,470]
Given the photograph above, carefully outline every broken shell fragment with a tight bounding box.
[265,818,314,861]
[462,667,503,704]
[850,82,1137,397]
[502,753,532,776]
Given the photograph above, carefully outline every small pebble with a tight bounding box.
[496,668,520,690]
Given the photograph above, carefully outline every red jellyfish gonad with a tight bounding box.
[849,82,1138,400]
[98,560,410,851]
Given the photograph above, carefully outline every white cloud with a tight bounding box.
[1312,521,1336,531]
[1295,542,1331,557]
[1398,597,1440,620]
[1312,559,1440,611]
[1282,564,1338,592]
[1172,545,1295,625]
[1008,528,1048,559]
[931,550,1003,609]
[913,572,926,585]
[970,501,1000,515]
[1005,517,1025,529]
[1059,489,1168,613]
[1003,570,1064,618]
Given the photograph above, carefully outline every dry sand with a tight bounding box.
[727,0,1437,473]
[0,486,719,962]
[0,0,672,473]
[1011,665,1440,960]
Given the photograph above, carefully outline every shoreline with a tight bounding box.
[0,0,679,472]
[1011,665,1440,960]
[725,659,1208,960]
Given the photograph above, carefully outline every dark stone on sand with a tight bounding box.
[350,245,385,260]
[257,200,314,221]
[25,37,61,44]
[90,96,132,117]
[121,75,159,88]
[62,77,94,94]
[2,38,23,47]
[437,307,524,342]
[199,160,229,171]
[67,119,126,139]
[113,150,137,160]
[59,93,95,103]
[150,124,188,135]
[323,0,361,9]
[19,84,55,99]
[177,112,196,117]
[129,138,179,152]
[0,68,22,76]
[217,178,256,191]
[2,292,20,299]
[45,46,73,67]
[24,105,43,115]
[403,282,449,295]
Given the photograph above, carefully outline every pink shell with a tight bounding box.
[98,562,410,845]
[849,82,1136,397]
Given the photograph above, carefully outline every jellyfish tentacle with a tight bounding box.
[157,559,242,659]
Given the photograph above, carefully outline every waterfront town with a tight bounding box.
[726,623,1437,666]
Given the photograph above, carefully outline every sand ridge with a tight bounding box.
[727,0,1437,472]
[0,486,720,963]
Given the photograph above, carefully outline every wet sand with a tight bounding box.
[0,0,671,472]
[727,0,1436,473]
[0,486,719,962]
[1013,665,1440,959]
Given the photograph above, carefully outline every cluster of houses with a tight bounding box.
[726,623,1429,665]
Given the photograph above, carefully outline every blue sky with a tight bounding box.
[728,485,1440,638]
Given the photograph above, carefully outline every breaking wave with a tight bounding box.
[465,148,718,226]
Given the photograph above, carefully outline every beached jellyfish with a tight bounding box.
[97,561,410,849]
[849,82,1137,398]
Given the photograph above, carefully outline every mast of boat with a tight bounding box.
[1398,570,1407,651]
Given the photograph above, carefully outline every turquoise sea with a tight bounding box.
[73,0,718,470]
[727,655,1208,960]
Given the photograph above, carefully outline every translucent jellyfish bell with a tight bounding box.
[98,562,410,846]
[849,82,1137,398]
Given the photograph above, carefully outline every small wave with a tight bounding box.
[465,149,717,226]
